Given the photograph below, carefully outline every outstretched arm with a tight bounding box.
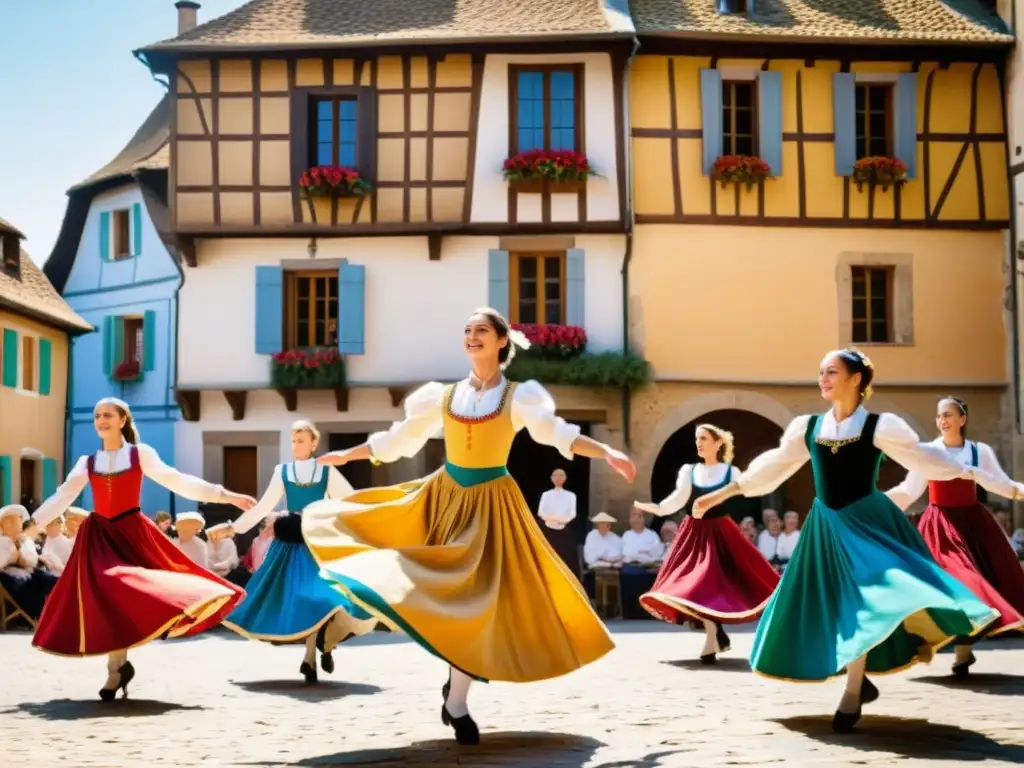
[138,444,254,510]
[885,469,928,512]
[635,465,693,516]
[231,467,286,535]
[974,443,1024,501]
[30,457,89,528]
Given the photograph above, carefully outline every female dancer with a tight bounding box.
[225,420,376,683]
[635,424,779,663]
[24,398,253,700]
[691,349,999,732]
[302,308,636,745]
[886,397,1024,676]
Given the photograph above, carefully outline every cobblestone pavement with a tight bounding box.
[3,622,1022,767]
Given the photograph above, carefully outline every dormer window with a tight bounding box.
[1,236,19,278]
[717,0,750,14]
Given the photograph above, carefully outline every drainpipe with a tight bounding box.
[619,37,640,447]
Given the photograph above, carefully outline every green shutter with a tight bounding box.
[102,316,116,378]
[38,337,52,395]
[1,328,17,388]
[113,317,125,371]
[132,203,143,256]
[0,456,11,505]
[143,310,156,371]
[42,457,58,499]
[99,211,111,261]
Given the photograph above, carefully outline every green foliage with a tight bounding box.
[506,351,651,390]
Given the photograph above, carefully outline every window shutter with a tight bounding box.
[894,73,918,180]
[832,72,857,177]
[42,457,58,499]
[143,310,157,371]
[254,266,284,354]
[1,328,17,388]
[0,456,11,505]
[487,249,510,318]
[337,261,366,355]
[700,68,723,175]
[757,70,783,176]
[99,211,111,261]
[102,316,115,378]
[132,202,143,256]
[566,249,586,327]
[112,317,125,371]
[38,338,52,395]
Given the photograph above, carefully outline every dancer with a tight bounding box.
[691,349,999,732]
[24,397,252,701]
[302,308,636,744]
[886,396,1024,676]
[635,424,779,663]
[224,420,376,683]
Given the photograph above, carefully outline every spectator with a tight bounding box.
[537,468,578,577]
[740,516,757,545]
[776,511,802,570]
[243,517,275,573]
[621,507,664,568]
[206,522,250,587]
[758,515,781,566]
[659,520,679,547]
[583,512,622,569]
[175,511,209,568]
[0,505,58,619]
[64,507,89,543]
[154,510,177,538]
[39,516,72,575]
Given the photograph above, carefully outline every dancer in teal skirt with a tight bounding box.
[693,349,1000,733]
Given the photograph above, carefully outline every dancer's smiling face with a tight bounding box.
[936,399,967,440]
[291,429,317,461]
[464,312,508,365]
[694,427,721,461]
[93,403,127,441]
[818,353,859,403]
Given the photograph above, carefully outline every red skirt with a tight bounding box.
[640,515,779,625]
[33,511,245,656]
[917,502,1024,634]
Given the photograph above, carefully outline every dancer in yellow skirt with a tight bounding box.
[303,308,637,745]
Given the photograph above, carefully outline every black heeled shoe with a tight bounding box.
[320,651,335,674]
[442,670,451,700]
[442,704,480,745]
[300,661,318,684]
[952,650,976,679]
[715,623,731,654]
[832,677,878,733]
[99,661,135,702]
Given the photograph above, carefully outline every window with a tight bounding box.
[855,84,892,159]
[313,98,358,167]
[510,252,565,326]
[722,80,757,157]
[2,236,19,277]
[284,270,338,348]
[223,446,259,500]
[123,316,144,367]
[112,209,132,260]
[510,67,581,153]
[851,266,892,343]
[20,335,35,391]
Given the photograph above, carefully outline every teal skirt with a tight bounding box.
[750,491,999,681]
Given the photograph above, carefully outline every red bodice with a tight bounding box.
[927,477,978,507]
[87,447,144,519]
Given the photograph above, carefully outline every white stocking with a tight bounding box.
[105,650,128,688]
[303,633,317,665]
[954,644,974,664]
[445,666,473,719]
[839,655,867,713]
[700,618,718,656]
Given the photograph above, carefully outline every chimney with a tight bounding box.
[175,1,200,34]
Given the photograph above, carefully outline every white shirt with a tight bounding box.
[32,443,228,528]
[583,529,622,567]
[40,534,73,575]
[0,535,39,579]
[757,530,779,560]
[538,488,577,530]
[776,529,800,560]
[886,439,1024,510]
[176,536,208,568]
[207,538,239,575]
[621,528,664,564]
[232,459,355,534]
[635,463,740,516]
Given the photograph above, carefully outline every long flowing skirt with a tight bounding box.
[33,512,245,656]
[302,468,614,682]
[223,538,376,643]
[640,515,779,624]
[750,492,1000,681]
[917,502,1024,636]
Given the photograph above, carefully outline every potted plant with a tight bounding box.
[711,155,773,191]
[503,150,595,194]
[271,347,348,412]
[113,360,141,382]
[852,156,907,192]
[297,165,372,198]
[505,324,651,390]
[512,323,587,359]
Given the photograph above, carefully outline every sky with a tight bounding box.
[0,0,243,266]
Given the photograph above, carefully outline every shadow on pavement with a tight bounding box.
[773,715,1024,762]
[232,679,381,701]
[8,698,204,720]
[911,673,1024,697]
[662,657,750,673]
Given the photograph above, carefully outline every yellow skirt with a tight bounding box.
[302,467,614,682]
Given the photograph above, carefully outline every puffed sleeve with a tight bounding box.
[885,470,928,512]
[326,466,355,499]
[31,456,90,528]
[639,465,693,516]
[367,381,445,463]
[974,442,1024,500]
[510,380,582,460]
[736,415,812,497]
[873,414,971,481]
[232,465,285,535]
[137,443,227,502]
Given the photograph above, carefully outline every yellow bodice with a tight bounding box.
[443,381,518,468]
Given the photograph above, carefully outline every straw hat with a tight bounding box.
[175,511,205,526]
[206,522,232,537]
[0,504,28,523]
[66,507,90,519]
[589,512,616,524]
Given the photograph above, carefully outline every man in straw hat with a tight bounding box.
[174,512,208,569]
[583,512,622,570]
[64,507,89,543]
[0,504,58,619]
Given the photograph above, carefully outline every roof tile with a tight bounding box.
[0,240,92,333]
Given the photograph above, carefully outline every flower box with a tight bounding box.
[852,156,907,192]
[711,155,773,190]
[270,348,347,390]
[503,150,595,191]
[113,360,141,382]
[298,165,372,198]
[512,324,587,359]
[507,178,586,194]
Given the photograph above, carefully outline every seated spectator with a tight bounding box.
[206,522,250,587]
[776,511,801,569]
[583,512,622,569]
[175,511,209,568]
[621,507,665,568]
[659,520,679,548]
[740,516,757,546]
[0,505,58,619]
[64,507,89,545]
[39,516,72,575]
[154,510,177,538]
[758,514,781,569]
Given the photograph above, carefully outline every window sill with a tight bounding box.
[847,341,914,348]
[13,388,41,398]
[508,178,586,194]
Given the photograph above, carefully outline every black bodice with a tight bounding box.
[805,412,884,509]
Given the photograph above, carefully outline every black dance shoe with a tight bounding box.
[300,661,318,684]
[442,670,451,700]
[99,661,135,702]
[715,623,731,654]
[831,677,878,733]
[320,651,335,674]
[442,704,480,745]
[952,650,976,679]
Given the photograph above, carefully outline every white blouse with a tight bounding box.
[583,529,622,567]
[0,535,38,579]
[621,528,665,564]
[32,443,228,528]
[886,439,1024,511]
[207,538,240,575]
[232,459,354,534]
[176,536,208,568]
[635,463,739,516]
[368,378,581,464]
[538,488,577,530]
[776,530,801,560]
[40,534,73,575]
[737,408,987,498]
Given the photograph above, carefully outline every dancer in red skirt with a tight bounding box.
[886,396,1024,676]
[24,398,255,700]
[635,424,779,663]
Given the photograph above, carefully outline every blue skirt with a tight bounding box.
[224,539,372,642]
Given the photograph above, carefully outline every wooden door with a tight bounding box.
[19,458,36,507]
[223,446,259,500]
[327,433,371,489]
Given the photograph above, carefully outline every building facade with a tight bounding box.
[0,218,92,509]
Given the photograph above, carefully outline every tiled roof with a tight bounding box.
[631,0,1013,44]
[138,0,634,52]
[70,96,170,192]
[0,217,25,239]
[0,243,92,333]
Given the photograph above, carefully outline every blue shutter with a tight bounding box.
[700,68,723,174]
[757,70,783,176]
[833,73,857,177]
[487,250,510,317]
[38,338,52,395]
[102,316,115,378]
[132,202,143,256]
[894,73,918,180]
[0,456,11,505]
[337,261,366,355]
[143,309,157,371]
[99,211,111,261]
[254,266,284,354]
[566,249,586,327]
[1,328,17,388]
[41,457,58,499]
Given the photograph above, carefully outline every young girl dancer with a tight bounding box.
[225,420,376,682]
[635,424,779,663]
[886,397,1024,675]
[692,350,999,732]
[25,398,253,700]
[302,308,637,745]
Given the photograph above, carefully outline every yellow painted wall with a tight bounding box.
[0,311,69,504]
[630,225,1007,384]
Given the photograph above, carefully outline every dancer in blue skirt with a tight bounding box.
[693,349,999,733]
[225,420,376,682]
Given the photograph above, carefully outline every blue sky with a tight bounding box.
[0,0,242,265]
